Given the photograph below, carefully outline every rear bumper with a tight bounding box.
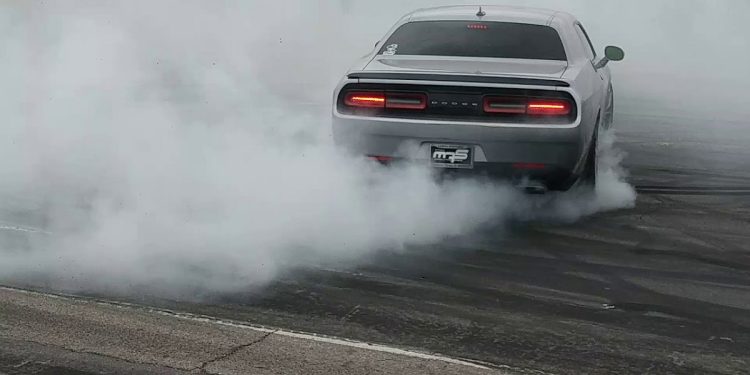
[333,114,586,189]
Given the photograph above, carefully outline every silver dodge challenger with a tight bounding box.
[332,5,624,192]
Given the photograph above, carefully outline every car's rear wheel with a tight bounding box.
[602,86,615,129]
[580,128,598,187]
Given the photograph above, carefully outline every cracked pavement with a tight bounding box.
[195,331,277,372]
[0,287,504,375]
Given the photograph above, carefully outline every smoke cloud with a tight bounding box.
[12,0,730,298]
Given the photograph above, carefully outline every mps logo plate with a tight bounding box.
[432,149,470,164]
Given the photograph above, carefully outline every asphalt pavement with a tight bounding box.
[2,113,749,374]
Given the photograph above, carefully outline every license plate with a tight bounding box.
[430,144,473,169]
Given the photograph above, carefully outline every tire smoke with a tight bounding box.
[0,1,635,298]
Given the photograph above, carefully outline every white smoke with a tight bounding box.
[0,1,639,297]
[518,129,636,223]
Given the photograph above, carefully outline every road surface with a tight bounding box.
[2,113,749,374]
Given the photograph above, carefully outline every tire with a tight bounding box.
[602,87,615,129]
[580,129,598,187]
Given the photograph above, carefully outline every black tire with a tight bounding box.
[580,130,598,187]
[602,86,615,129]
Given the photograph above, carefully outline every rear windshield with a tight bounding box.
[379,21,567,61]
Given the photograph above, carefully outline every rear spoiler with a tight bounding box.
[347,72,570,87]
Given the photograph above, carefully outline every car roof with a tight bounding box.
[406,5,576,26]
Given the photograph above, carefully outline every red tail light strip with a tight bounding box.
[483,97,572,116]
[527,100,572,116]
[345,92,573,117]
[345,92,386,108]
[345,91,427,110]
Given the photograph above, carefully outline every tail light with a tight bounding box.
[345,92,385,108]
[513,162,546,170]
[344,91,427,110]
[527,99,572,116]
[484,97,526,114]
[386,93,427,110]
[368,155,393,163]
[483,97,572,116]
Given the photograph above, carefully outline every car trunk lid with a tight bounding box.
[363,55,568,79]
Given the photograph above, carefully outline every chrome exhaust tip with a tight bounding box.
[517,180,548,195]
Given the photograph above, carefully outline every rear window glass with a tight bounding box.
[379,21,567,61]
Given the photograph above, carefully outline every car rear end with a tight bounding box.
[333,17,586,191]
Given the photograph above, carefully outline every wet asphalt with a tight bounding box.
[2,113,750,374]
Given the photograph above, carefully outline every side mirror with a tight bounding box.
[594,45,625,69]
[605,46,625,61]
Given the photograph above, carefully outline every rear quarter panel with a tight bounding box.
[564,63,601,153]
[552,15,603,154]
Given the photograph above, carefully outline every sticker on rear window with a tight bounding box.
[383,44,398,56]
